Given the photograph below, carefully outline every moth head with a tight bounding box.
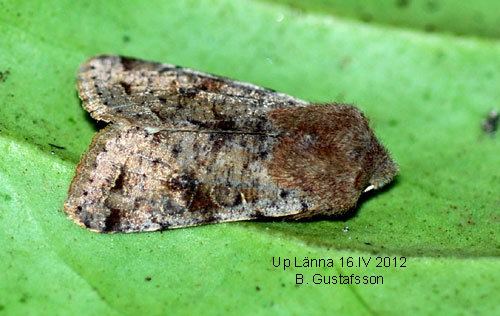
[365,149,398,192]
[267,104,398,211]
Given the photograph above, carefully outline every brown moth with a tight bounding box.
[64,55,398,233]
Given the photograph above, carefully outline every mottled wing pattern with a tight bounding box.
[65,125,308,232]
[77,55,307,132]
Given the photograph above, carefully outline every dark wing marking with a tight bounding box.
[64,125,309,233]
[77,55,308,132]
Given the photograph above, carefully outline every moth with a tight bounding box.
[64,55,398,233]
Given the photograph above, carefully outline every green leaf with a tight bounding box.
[0,0,498,315]
[265,0,500,38]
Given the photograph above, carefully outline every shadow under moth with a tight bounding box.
[64,55,398,233]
